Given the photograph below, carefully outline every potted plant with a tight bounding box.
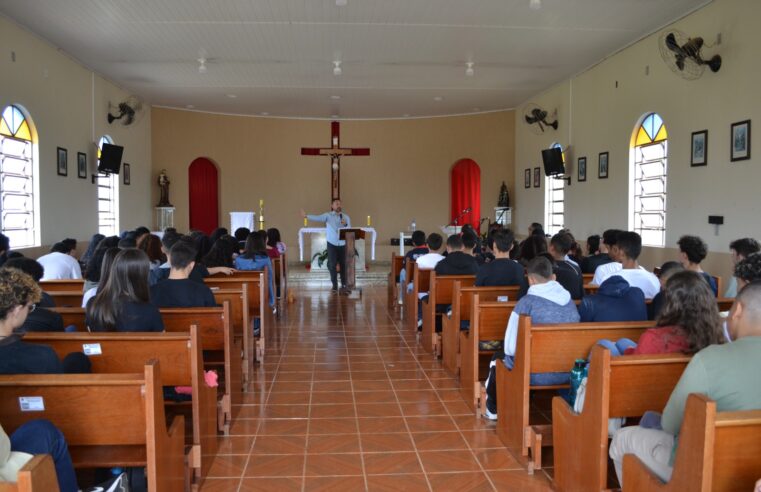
[311,249,328,269]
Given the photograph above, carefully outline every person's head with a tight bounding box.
[549,232,574,259]
[203,235,236,268]
[210,227,229,245]
[657,261,684,289]
[0,233,9,255]
[462,232,477,254]
[615,231,642,262]
[243,232,268,258]
[734,253,761,290]
[331,199,342,212]
[137,234,164,264]
[727,281,761,340]
[192,233,212,262]
[164,227,177,235]
[677,235,708,267]
[519,234,547,264]
[160,232,181,256]
[656,270,723,354]
[426,233,443,252]
[234,227,251,243]
[586,235,601,256]
[134,226,150,237]
[729,238,760,265]
[0,268,40,332]
[85,236,120,282]
[529,222,544,237]
[82,234,105,262]
[266,228,282,248]
[445,234,464,254]
[601,229,620,256]
[526,256,555,285]
[118,231,137,249]
[97,248,120,290]
[50,242,70,255]
[411,230,426,247]
[168,240,197,277]
[2,258,44,283]
[62,238,77,257]
[492,229,515,256]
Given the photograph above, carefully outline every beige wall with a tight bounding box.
[0,15,152,253]
[152,109,515,259]
[514,0,760,283]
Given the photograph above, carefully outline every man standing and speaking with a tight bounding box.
[302,199,351,293]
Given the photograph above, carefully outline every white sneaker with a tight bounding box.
[417,319,423,328]
[483,408,498,421]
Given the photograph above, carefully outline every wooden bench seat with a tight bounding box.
[404,263,431,333]
[45,291,83,308]
[421,272,475,355]
[0,361,186,491]
[0,455,58,492]
[212,286,252,380]
[387,252,404,311]
[552,344,689,490]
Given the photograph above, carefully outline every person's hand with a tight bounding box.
[209,267,235,276]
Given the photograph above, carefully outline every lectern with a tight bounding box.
[339,228,366,299]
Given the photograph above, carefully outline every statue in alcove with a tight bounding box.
[498,181,510,207]
[157,169,172,207]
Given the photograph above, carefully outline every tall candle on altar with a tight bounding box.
[367,215,371,226]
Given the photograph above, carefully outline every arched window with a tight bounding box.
[629,113,668,247]
[96,136,120,236]
[0,105,39,247]
[544,142,565,236]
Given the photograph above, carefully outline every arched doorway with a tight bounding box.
[188,157,219,234]
[450,158,481,230]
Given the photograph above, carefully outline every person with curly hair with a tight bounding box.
[676,235,717,295]
[727,241,761,297]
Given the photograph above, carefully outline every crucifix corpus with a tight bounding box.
[301,121,370,201]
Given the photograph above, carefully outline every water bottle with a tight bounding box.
[411,218,416,232]
[569,359,586,407]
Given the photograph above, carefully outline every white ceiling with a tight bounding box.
[0,0,711,119]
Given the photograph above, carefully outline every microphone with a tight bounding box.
[462,207,471,214]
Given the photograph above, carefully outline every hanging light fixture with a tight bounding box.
[465,62,474,77]
[333,60,342,76]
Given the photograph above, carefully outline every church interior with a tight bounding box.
[0,0,760,490]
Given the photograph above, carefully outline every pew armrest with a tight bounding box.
[13,455,60,492]
[622,454,668,491]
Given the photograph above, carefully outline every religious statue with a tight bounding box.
[498,181,510,207]
[157,169,172,207]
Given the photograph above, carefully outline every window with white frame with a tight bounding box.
[0,105,39,247]
[96,136,119,236]
[629,113,668,247]
[544,143,565,235]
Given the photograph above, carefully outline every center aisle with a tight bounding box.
[201,285,552,491]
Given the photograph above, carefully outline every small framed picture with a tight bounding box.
[731,120,751,162]
[77,152,87,178]
[56,147,67,176]
[524,168,531,188]
[577,156,587,182]
[123,163,131,185]
[533,167,541,188]
[690,130,708,166]
[598,152,609,179]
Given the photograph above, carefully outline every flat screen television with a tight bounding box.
[542,147,565,176]
[98,143,124,174]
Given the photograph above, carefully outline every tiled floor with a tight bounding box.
[201,285,553,491]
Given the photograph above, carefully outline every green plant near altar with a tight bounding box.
[312,249,328,268]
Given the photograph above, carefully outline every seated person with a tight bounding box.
[677,235,717,295]
[415,233,445,270]
[578,275,647,323]
[81,247,119,308]
[267,228,287,254]
[548,232,584,300]
[595,231,660,298]
[725,237,760,298]
[235,232,275,308]
[137,233,164,269]
[0,269,89,374]
[434,234,479,276]
[475,229,523,287]
[399,230,430,302]
[151,241,217,308]
[483,257,579,419]
[202,234,237,269]
[36,241,82,280]
[648,261,684,320]
[86,248,164,332]
[234,227,251,253]
[591,229,623,285]
[260,230,280,259]
[82,235,120,292]
[4,257,54,308]
[517,234,547,267]
[150,233,233,285]
[2,258,63,332]
[580,234,613,274]
[609,281,761,486]
[734,252,761,292]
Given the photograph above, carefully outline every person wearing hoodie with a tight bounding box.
[483,256,580,419]
[434,234,479,276]
[578,275,647,323]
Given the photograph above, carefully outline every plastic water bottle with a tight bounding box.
[411,218,416,232]
[569,359,586,407]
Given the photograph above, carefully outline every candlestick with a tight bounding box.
[367,215,371,227]
[303,217,308,227]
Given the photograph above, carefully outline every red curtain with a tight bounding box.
[188,157,219,235]
[450,159,481,230]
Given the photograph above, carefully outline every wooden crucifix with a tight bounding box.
[301,121,370,201]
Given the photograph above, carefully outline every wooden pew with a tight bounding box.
[161,303,241,434]
[441,283,520,376]
[717,297,734,312]
[50,307,85,330]
[404,263,431,333]
[0,361,186,492]
[24,327,218,483]
[421,272,475,355]
[272,255,284,311]
[212,286,252,381]
[39,279,85,292]
[387,252,404,310]
[45,291,83,308]
[552,345,689,490]
[401,260,416,326]
[459,295,516,413]
[0,455,58,492]
[584,283,599,295]
[582,273,593,284]
[496,316,654,473]
[624,393,761,492]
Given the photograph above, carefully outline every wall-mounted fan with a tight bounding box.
[658,30,722,80]
[523,103,558,134]
[107,95,144,126]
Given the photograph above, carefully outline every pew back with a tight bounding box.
[421,272,475,354]
[40,280,85,292]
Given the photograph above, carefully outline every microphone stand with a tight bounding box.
[449,208,471,228]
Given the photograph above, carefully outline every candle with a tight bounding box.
[303,217,308,227]
[367,215,371,226]
[259,199,264,209]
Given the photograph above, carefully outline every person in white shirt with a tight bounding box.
[596,231,659,298]
[591,229,623,285]
[37,242,82,280]
[415,233,445,270]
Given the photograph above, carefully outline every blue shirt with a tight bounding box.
[306,211,351,246]
[234,254,275,307]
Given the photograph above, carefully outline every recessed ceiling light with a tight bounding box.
[333,61,342,76]
[466,62,474,77]
[529,0,541,10]
[336,0,347,5]
[226,94,237,99]
[330,95,341,100]
[433,96,443,102]
[260,112,269,116]
[185,104,195,109]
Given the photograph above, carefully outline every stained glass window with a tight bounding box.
[630,113,668,247]
[96,136,119,236]
[0,105,38,247]
[544,142,565,235]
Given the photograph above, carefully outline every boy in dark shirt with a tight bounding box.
[475,229,524,287]
[151,241,217,308]
[435,235,479,276]
[582,230,617,274]
[548,232,584,300]
[403,230,429,268]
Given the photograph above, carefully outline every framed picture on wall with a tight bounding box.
[533,167,541,188]
[598,152,609,179]
[56,147,68,176]
[123,163,131,185]
[578,157,587,182]
[731,120,751,162]
[77,152,87,178]
[524,168,531,188]
[691,130,708,166]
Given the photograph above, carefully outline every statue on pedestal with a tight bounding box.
[498,181,510,207]
[157,169,172,207]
